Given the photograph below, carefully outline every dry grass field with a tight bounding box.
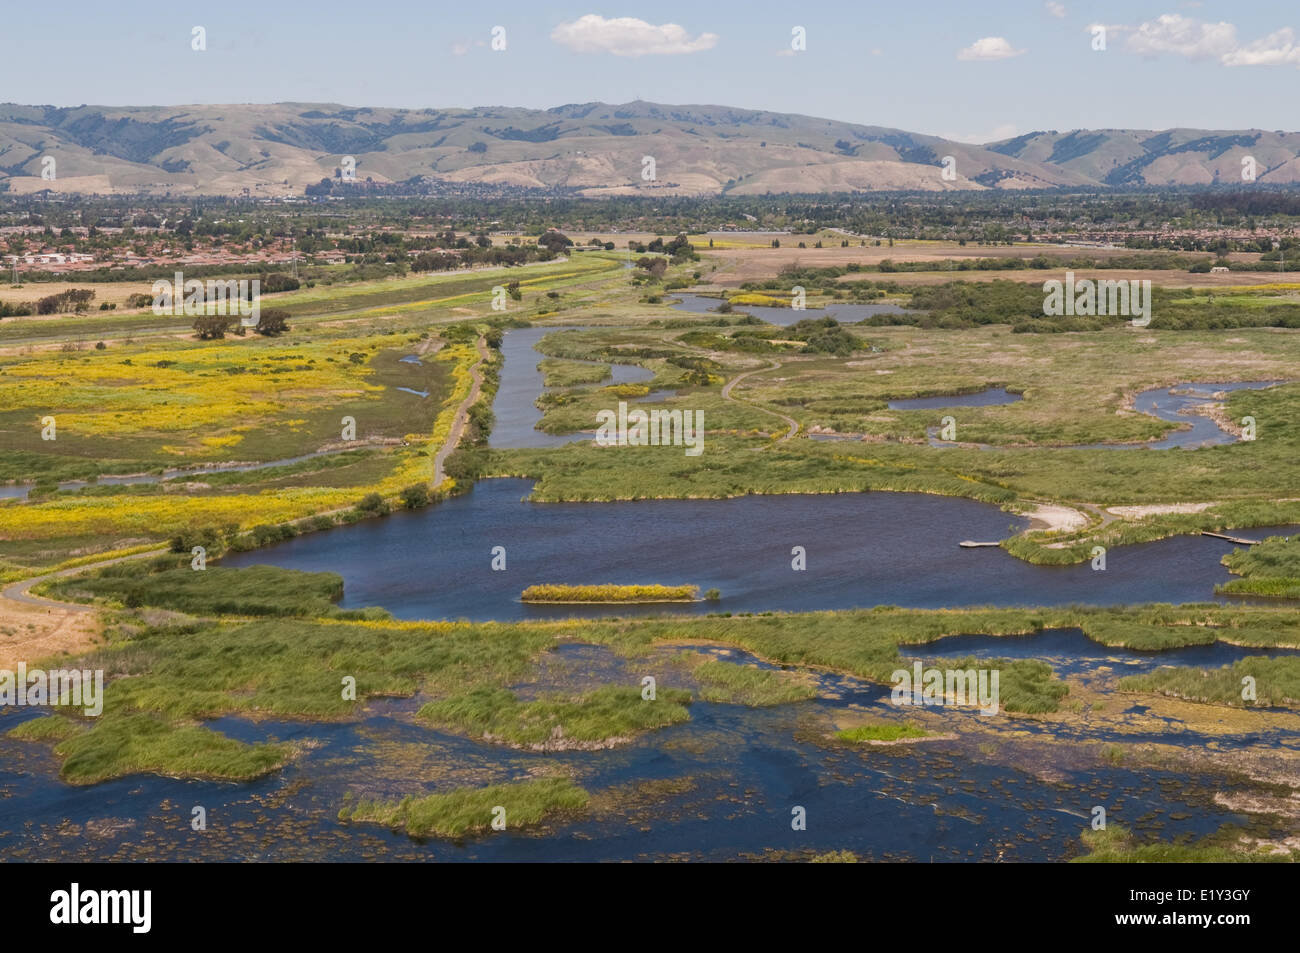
[696,240,1300,289]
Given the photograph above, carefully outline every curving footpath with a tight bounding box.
[722,360,800,442]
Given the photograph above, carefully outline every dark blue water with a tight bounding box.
[221,478,1291,620]
[920,627,1300,677]
[669,294,913,327]
[489,327,655,449]
[1082,381,1282,450]
[890,388,1022,411]
[924,380,1284,450]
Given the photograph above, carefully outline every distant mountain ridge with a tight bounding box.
[2,100,1298,197]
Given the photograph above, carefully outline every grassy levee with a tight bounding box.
[271,253,623,320]
[339,777,588,838]
[483,438,1021,504]
[0,254,620,345]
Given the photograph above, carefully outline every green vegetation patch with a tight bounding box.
[896,656,1069,713]
[521,583,699,604]
[1073,826,1293,863]
[538,358,611,387]
[836,722,929,743]
[54,712,288,786]
[418,685,692,748]
[689,657,817,706]
[7,714,85,743]
[1218,534,1300,599]
[44,564,351,618]
[1119,657,1300,709]
[339,777,588,839]
[1077,618,1217,650]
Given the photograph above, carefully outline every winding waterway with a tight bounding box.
[669,293,914,327]
[488,326,654,449]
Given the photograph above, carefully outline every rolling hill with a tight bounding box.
[1,100,1298,197]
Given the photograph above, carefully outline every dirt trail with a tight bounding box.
[434,335,490,486]
[0,548,168,666]
[722,361,800,442]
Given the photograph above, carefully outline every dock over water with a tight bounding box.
[1201,531,1261,545]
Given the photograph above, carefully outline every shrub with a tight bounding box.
[399,484,430,509]
[356,492,390,516]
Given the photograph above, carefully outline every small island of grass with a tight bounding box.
[340,777,588,839]
[836,722,931,745]
[521,583,705,604]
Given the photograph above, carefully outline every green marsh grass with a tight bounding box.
[1073,825,1291,863]
[521,583,698,604]
[54,712,288,786]
[1119,657,1300,709]
[836,722,928,743]
[417,685,692,748]
[688,657,817,706]
[43,565,352,618]
[7,714,84,742]
[339,777,588,838]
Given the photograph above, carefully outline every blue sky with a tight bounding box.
[6,2,1300,140]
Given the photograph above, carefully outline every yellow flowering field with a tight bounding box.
[0,334,481,554]
[0,335,384,444]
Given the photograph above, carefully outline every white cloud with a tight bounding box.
[1045,2,1066,19]
[1222,27,1300,67]
[956,37,1026,61]
[1119,14,1300,68]
[550,15,718,57]
[450,40,470,56]
[1124,13,1237,59]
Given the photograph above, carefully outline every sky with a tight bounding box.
[5,2,1300,141]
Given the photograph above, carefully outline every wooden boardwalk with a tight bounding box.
[1201,531,1261,545]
